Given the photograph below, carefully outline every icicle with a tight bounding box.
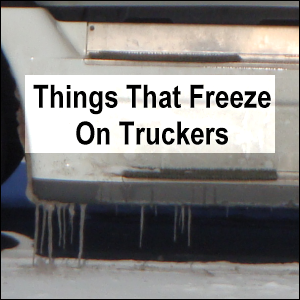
[47,204,54,264]
[173,206,178,242]
[139,206,145,248]
[57,204,62,247]
[226,206,229,218]
[68,204,75,245]
[40,204,47,254]
[78,204,87,267]
[33,204,40,266]
[181,206,185,234]
[188,206,192,247]
[62,205,67,249]
[154,205,158,217]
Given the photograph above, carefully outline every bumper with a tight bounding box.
[1,7,299,206]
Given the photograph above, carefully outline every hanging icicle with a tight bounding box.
[40,204,47,254]
[56,203,62,247]
[68,204,75,245]
[78,204,87,267]
[181,206,185,234]
[139,205,145,248]
[62,205,67,249]
[188,206,192,247]
[226,206,229,218]
[173,206,178,242]
[47,204,54,264]
[33,203,40,266]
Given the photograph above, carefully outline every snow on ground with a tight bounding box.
[1,232,299,299]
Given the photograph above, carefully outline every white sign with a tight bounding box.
[25,75,275,154]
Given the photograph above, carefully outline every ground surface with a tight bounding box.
[1,232,299,299]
